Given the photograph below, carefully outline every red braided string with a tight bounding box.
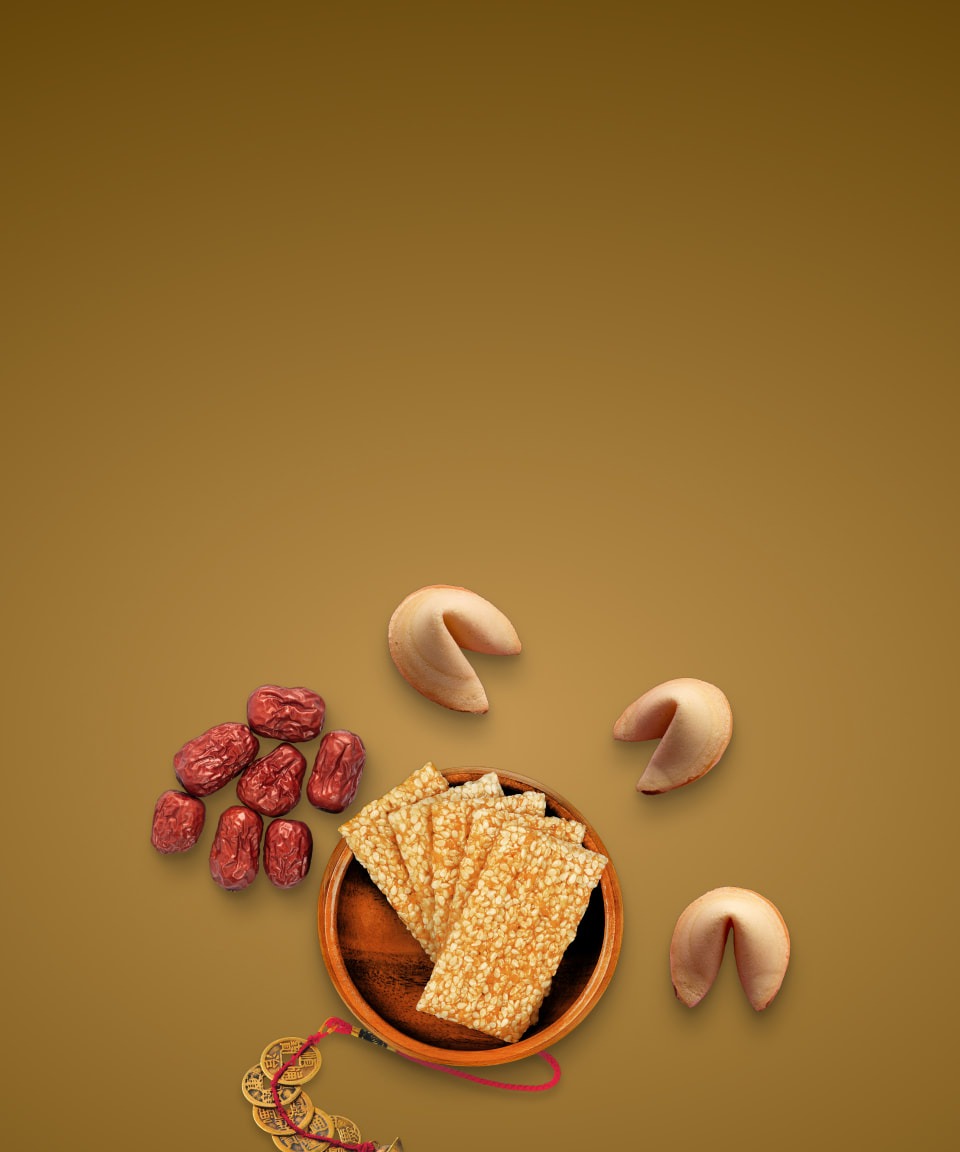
[268,1016,561,1145]
[269,1022,377,1151]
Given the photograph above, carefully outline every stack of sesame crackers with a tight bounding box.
[338,763,608,1044]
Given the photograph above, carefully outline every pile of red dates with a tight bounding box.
[151,685,365,891]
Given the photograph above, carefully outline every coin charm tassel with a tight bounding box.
[245,1017,561,1150]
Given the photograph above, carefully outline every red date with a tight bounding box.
[236,743,306,816]
[307,730,366,813]
[174,722,259,797]
[246,685,325,742]
[151,790,205,853]
[209,806,263,891]
[263,819,313,888]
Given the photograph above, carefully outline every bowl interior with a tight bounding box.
[318,768,622,1066]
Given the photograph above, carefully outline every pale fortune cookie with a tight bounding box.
[670,886,790,1010]
[387,585,521,713]
[613,677,732,793]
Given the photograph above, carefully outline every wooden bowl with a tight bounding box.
[318,768,623,1066]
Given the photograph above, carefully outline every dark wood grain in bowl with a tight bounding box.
[318,768,623,1066]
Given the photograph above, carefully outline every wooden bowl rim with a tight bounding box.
[317,767,623,1066]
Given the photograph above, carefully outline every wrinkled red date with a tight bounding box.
[209,806,263,891]
[246,685,325,742]
[151,790,205,853]
[307,730,366,813]
[263,819,313,889]
[236,743,306,816]
[174,722,259,797]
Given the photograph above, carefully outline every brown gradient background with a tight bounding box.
[3,3,957,1150]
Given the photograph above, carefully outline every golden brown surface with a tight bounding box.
[416,824,608,1042]
[3,4,958,1150]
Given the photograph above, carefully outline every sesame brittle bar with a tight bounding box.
[442,810,586,953]
[430,791,547,949]
[387,773,502,959]
[338,763,450,958]
[417,825,608,1043]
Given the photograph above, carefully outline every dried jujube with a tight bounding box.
[151,790,205,854]
[307,730,366,813]
[236,743,306,816]
[174,722,259,797]
[246,685,325,742]
[209,805,263,891]
[263,819,313,888]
